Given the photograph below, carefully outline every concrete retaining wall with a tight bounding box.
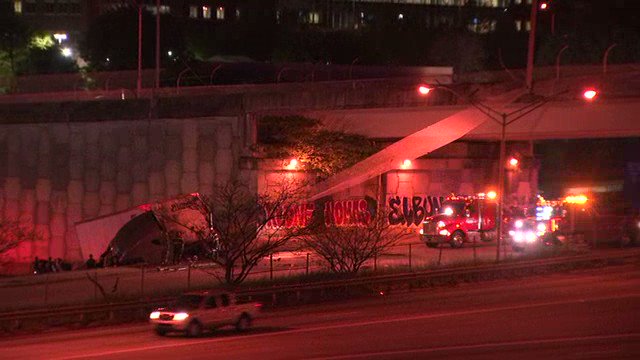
[0,117,244,263]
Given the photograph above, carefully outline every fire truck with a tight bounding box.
[508,195,584,251]
[420,194,498,248]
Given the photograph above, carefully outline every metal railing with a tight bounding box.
[1,249,638,330]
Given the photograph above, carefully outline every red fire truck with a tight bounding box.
[507,195,584,251]
[420,194,498,248]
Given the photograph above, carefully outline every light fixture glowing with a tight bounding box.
[537,223,547,233]
[53,33,68,43]
[417,85,431,95]
[443,208,454,216]
[284,158,299,170]
[508,157,519,167]
[487,191,497,200]
[525,231,537,243]
[565,194,588,205]
[540,2,548,10]
[583,88,598,101]
[167,50,173,57]
[401,159,412,168]
[61,47,72,57]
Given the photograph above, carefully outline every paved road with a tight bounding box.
[3,262,639,359]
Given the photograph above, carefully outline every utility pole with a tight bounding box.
[137,3,142,97]
[526,0,539,93]
[155,0,161,89]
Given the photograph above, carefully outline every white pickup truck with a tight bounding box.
[149,291,262,337]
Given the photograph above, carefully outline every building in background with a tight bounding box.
[10,0,536,44]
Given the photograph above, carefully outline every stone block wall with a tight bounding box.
[0,116,245,263]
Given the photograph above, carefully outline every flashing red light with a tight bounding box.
[583,89,598,101]
[540,2,548,10]
[417,85,431,96]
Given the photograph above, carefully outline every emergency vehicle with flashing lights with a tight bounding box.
[420,193,498,248]
[508,195,574,251]
[149,291,262,337]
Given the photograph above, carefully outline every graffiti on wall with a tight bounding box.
[388,196,444,227]
[264,196,443,229]
[264,203,315,230]
[323,199,372,226]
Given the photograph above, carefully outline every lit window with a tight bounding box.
[515,20,522,31]
[202,6,211,19]
[216,6,224,20]
[235,9,240,18]
[308,11,319,24]
[398,13,404,20]
[189,5,198,18]
[14,0,22,13]
[525,20,531,31]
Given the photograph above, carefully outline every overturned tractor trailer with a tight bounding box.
[75,193,216,266]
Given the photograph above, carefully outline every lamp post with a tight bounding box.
[155,0,161,89]
[526,0,539,93]
[539,2,555,35]
[417,85,597,261]
[127,0,143,97]
[137,3,142,97]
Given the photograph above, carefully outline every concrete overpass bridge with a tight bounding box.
[0,64,639,266]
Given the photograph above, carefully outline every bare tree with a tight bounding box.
[156,180,312,285]
[0,217,39,271]
[302,209,404,274]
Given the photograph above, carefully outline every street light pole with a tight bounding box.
[526,0,539,93]
[137,2,142,97]
[155,0,161,89]
[496,114,507,262]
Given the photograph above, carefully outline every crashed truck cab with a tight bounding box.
[420,193,498,248]
[76,193,219,266]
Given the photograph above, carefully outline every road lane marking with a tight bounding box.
[57,293,640,360]
[308,333,640,359]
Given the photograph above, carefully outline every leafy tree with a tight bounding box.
[155,180,311,285]
[0,4,31,78]
[258,115,379,179]
[301,209,404,274]
[0,217,39,272]
[20,34,78,75]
